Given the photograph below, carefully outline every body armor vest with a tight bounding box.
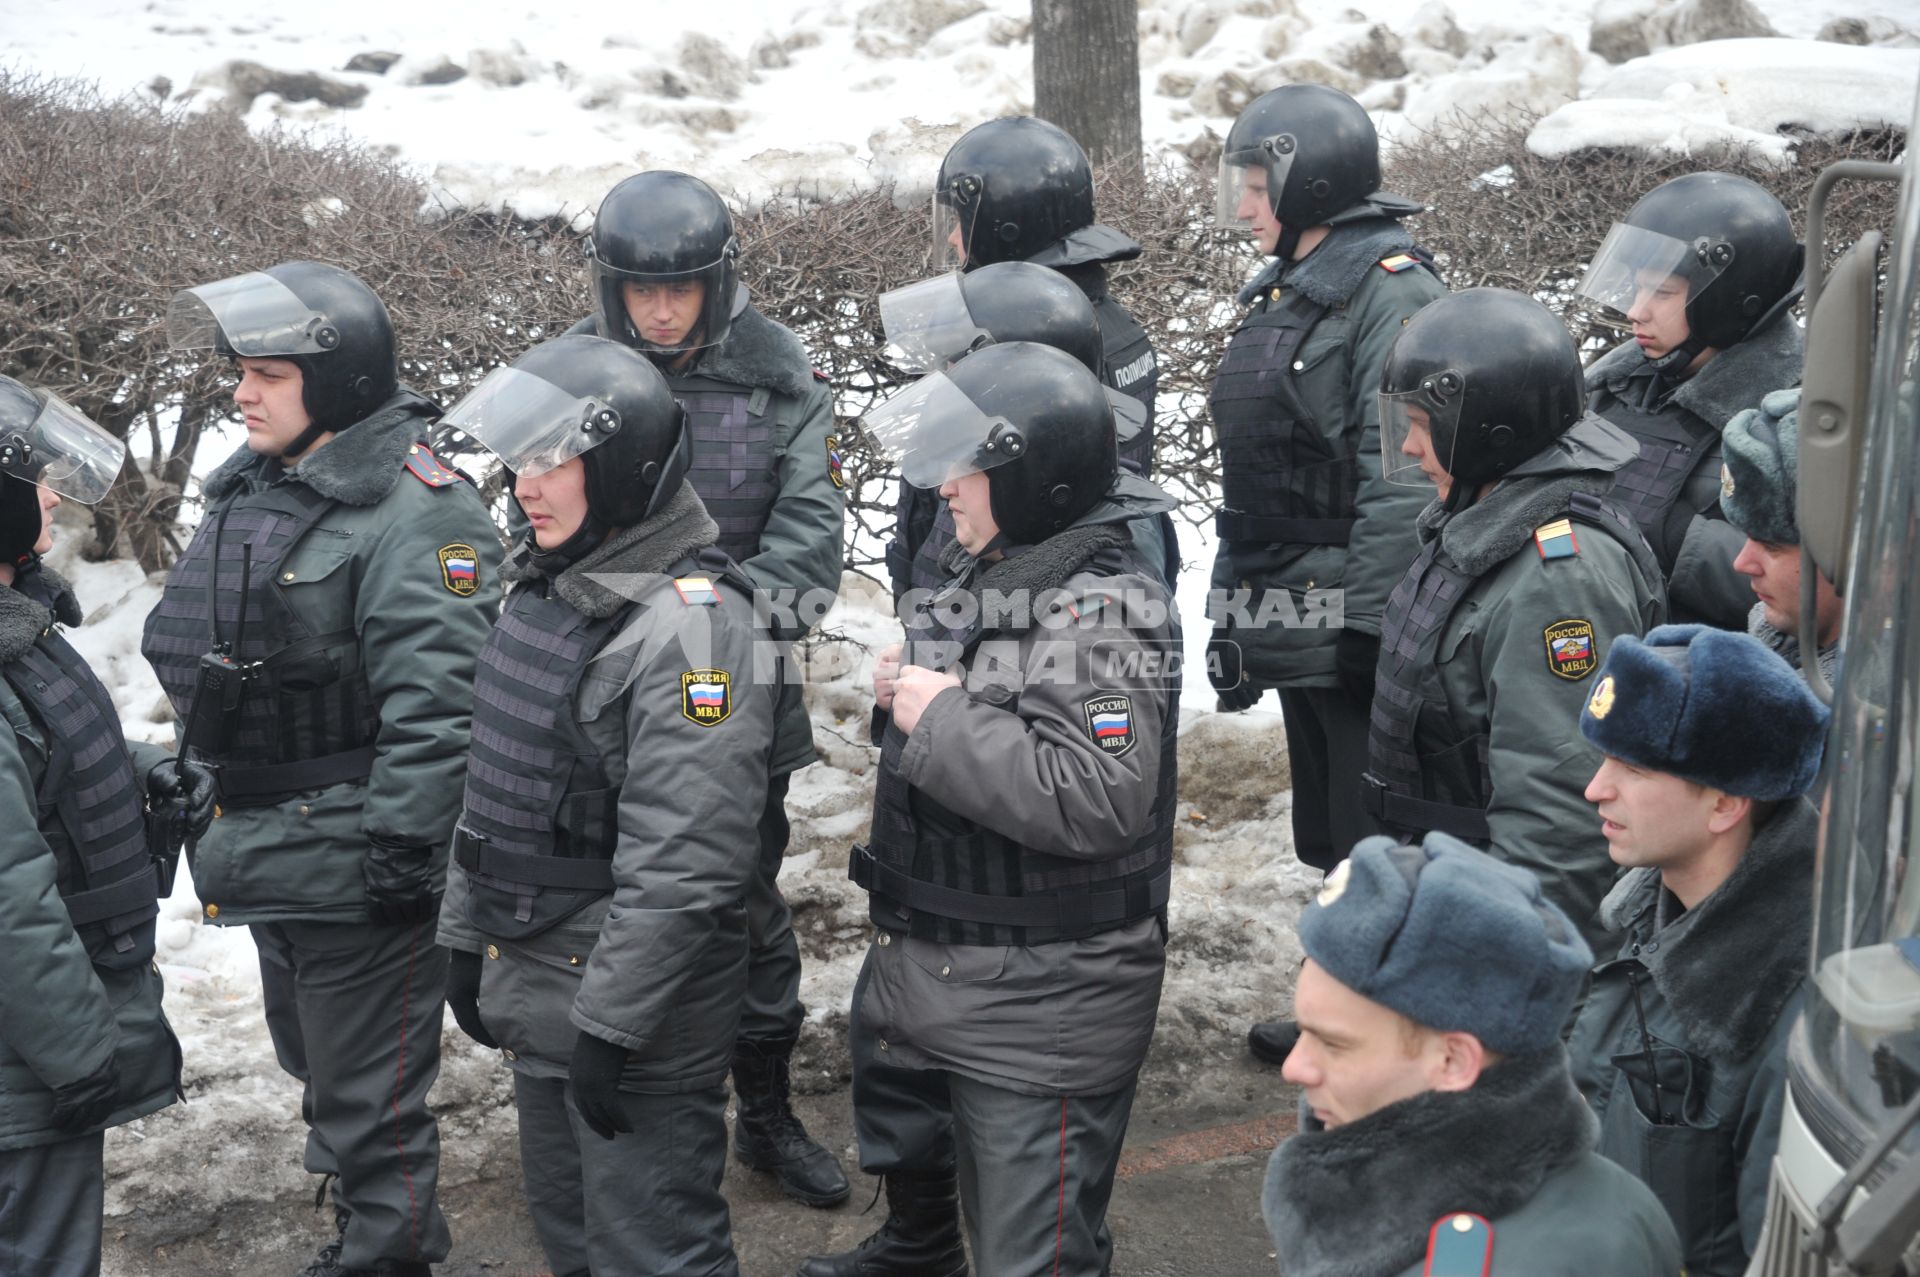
[142,478,377,805]
[10,579,158,969]
[1593,389,1724,571]
[669,375,780,564]
[850,546,1179,947]
[1208,290,1358,547]
[1363,491,1658,844]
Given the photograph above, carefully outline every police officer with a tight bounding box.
[1570,625,1828,1276]
[799,342,1179,1277]
[437,334,779,1277]
[570,170,849,1206]
[1208,84,1447,1064]
[1580,173,1805,629]
[878,259,1175,596]
[145,262,501,1276]
[1267,834,1682,1275]
[0,377,204,1277]
[1362,288,1666,954]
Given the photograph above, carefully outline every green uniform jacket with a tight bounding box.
[177,394,502,925]
[1210,227,1446,688]
[0,575,179,1151]
[1569,799,1816,1276]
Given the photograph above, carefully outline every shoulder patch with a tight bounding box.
[1534,518,1579,561]
[1543,618,1599,681]
[673,576,721,607]
[437,544,480,597]
[681,668,732,726]
[826,435,846,490]
[1378,253,1420,273]
[1422,1212,1493,1277]
[404,445,463,487]
[1083,694,1136,757]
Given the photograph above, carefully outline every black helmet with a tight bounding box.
[167,261,399,449]
[934,117,1098,270]
[1218,86,1380,242]
[443,334,690,542]
[1578,172,1803,354]
[1379,289,1584,510]
[879,261,1104,376]
[589,171,741,355]
[0,375,129,565]
[866,341,1116,547]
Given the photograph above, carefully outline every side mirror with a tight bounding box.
[1798,230,1881,592]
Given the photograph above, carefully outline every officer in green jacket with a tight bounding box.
[568,171,850,1206]
[1363,288,1667,955]
[0,377,204,1277]
[144,263,502,1277]
[1569,625,1828,1275]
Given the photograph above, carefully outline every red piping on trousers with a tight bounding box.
[389,923,424,1258]
[1054,1097,1068,1276]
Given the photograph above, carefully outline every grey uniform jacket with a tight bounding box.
[1568,799,1817,1276]
[439,486,775,1092]
[1586,317,1804,630]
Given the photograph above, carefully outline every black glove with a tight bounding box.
[1650,500,1694,572]
[568,1031,632,1141]
[49,1057,119,1135]
[145,758,216,842]
[1208,625,1261,712]
[364,836,438,928]
[1335,628,1382,707]
[445,949,497,1049]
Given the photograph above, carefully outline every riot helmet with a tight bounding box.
[866,341,1116,547]
[879,260,1104,375]
[1379,289,1584,512]
[933,117,1101,270]
[589,171,741,356]
[0,376,129,565]
[1217,86,1381,255]
[1578,172,1803,365]
[168,261,398,454]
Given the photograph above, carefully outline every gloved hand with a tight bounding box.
[1335,628,1382,707]
[49,1057,119,1135]
[1208,625,1261,712]
[364,836,438,928]
[445,949,497,1049]
[145,758,216,842]
[568,1031,632,1141]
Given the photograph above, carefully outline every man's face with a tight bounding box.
[1733,536,1843,644]
[937,468,1000,555]
[1625,270,1692,360]
[1282,960,1446,1128]
[31,484,57,556]
[1397,406,1452,500]
[514,454,592,548]
[622,280,705,349]
[233,357,314,456]
[1585,755,1721,871]
[946,219,967,267]
[1235,168,1282,256]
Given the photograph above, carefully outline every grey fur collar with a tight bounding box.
[1750,602,1842,687]
[1597,798,1818,1059]
[680,300,812,398]
[504,481,720,619]
[0,566,81,663]
[974,522,1131,599]
[201,390,439,507]
[1264,1049,1593,1277]
[1424,472,1613,576]
[1239,219,1417,308]
[1587,315,1804,433]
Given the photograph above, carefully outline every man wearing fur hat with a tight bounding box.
[1568,625,1829,1276]
[1266,832,1681,1276]
[1721,389,1843,684]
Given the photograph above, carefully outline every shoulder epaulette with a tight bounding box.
[1534,518,1580,561]
[672,576,722,607]
[1378,253,1420,273]
[403,445,463,488]
[812,367,831,383]
[1423,1212,1493,1276]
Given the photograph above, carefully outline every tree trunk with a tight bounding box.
[1032,0,1142,169]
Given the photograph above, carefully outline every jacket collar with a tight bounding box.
[675,293,812,398]
[201,389,440,507]
[1239,218,1417,308]
[0,564,81,663]
[503,480,722,620]
[1586,315,1804,432]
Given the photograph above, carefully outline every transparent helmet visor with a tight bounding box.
[1378,389,1462,489]
[166,271,337,357]
[1577,222,1730,319]
[864,370,1023,490]
[879,272,988,373]
[440,366,616,479]
[931,186,979,270]
[591,249,733,354]
[0,389,127,503]
[1214,141,1295,232]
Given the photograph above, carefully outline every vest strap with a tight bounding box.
[1361,774,1491,844]
[210,745,377,804]
[1214,511,1356,546]
[454,828,615,891]
[62,865,162,928]
[849,844,1169,936]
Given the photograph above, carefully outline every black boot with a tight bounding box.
[796,1169,968,1277]
[732,1035,852,1207]
[1247,1019,1301,1066]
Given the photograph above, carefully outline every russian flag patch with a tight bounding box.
[1083,694,1137,757]
[674,576,721,607]
[1533,519,1579,560]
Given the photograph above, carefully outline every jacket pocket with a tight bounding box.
[903,938,1008,984]
[1599,1064,1740,1268]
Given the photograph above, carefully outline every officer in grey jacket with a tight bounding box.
[145,263,502,1276]
[0,379,207,1277]
[1363,288,1667,956]
[569,170,849,1205]
[438,335,779,1277]
[1266,833,1682,1276]
[800,343,1179,1277]
[1580,173,1805,630]
[1569,625,1829,1276]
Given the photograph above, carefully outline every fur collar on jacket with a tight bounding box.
[1586,314,1804,434]
[1749,601,1842,687]
[1264,1048,1594,1277]
[0,564,81,663]
[502,480,722,619]
[201,389,440,507]
[1597,797,1818,1059]
[575,291,814,398]
[1239,219,1418,308]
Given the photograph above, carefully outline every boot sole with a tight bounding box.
[734,1144,854,1208]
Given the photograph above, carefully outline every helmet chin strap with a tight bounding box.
[1643,333,1710,400]
[525,510,609,575]
[1441,477,1479,514]
[1273,223,1304,262]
